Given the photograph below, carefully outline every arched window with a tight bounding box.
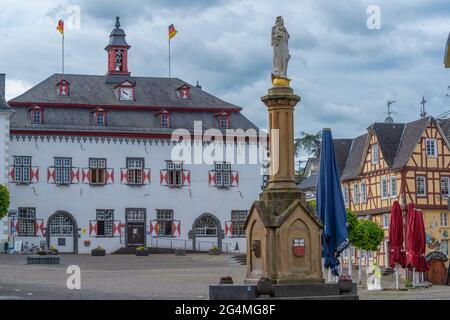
[49,213,74,236]
[115,50,123,71]
[194,215,218,237]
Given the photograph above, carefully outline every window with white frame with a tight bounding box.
[17,208,36,237]
[440,240,448,256]
[161,113,169,128]
[390,176,397,198]
[194,215,218,237]
[441,213,448,227]
[426,138,437,157]
[96,112,105,126]
[13,156,32,184]
[381,177,388,199]
[49,213,73,236]
[231,210,248,237]
[89,158,106,185]
[156,209,174,237]
[343,186,349,207]
[416,176,426,196]
[441,177,449,197]
[382,213,389,229]
[166,161,183,187]
[372,144,379,164]
[353,184,359,204]
[215,162,231,188]
[54,157,72,184]
[127,158,144,185]
[96,209,114,237]
[361,182,367,203]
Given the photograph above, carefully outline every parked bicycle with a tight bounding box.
[22,241,39,254]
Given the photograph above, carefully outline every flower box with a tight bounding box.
[91,247,105,256]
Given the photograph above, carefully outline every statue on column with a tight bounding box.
[271,16,290,85]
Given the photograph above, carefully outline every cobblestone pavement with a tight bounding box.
[0,253,449,300]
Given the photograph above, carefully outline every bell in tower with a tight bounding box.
[105,17,131,77]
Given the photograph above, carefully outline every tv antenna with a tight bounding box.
[384,99,396,123]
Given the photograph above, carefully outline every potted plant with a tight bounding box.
[84,240,91,247]
[338,273,353,293]
[91,245,105,256]
[49,245,59,255]
[175,247,186,256]
[219,276,233,285]
[209,245,220,255]
[135,246,149,256]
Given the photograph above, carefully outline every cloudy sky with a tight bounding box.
[1,0,449,148]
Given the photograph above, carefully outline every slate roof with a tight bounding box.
[298,174,318,191]
[369,123,405,167]
[0,74,13,112]
[9,73,258,134]
[340,133,369,181]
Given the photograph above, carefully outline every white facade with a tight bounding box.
[0,110,11,244]
[8,136,263,253]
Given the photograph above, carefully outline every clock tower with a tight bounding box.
[105,17,131,76]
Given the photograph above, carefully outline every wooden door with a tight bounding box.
[127,223,145,247]
[427,259,447,285]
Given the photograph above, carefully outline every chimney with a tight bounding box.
[0,74,5,103]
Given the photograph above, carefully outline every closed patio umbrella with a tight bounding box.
[415,210,429,274]
[388,201,406,290]
[316,129,349,277]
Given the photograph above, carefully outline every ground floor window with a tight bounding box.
[156,209,174,236]
[195,215,218,237]
[49,213,73,236]
[96,209,114,237]
[231,210,248,237]
[441,240,449,256]
[18,208,36,236]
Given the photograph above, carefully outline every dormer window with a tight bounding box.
[56,80,70,96]
[161,112,170,128]
[116,81,135,101]
[177,84,190,99]
[30,106,43,124]
[216,112,230,129]
[96,111,106,126]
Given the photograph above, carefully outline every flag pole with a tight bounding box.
[62,32,65,75]
[169,38,171,78]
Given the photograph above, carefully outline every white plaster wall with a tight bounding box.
[9,136,263,253]
[0,113,10,243]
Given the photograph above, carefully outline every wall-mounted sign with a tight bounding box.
[292,238,305,257]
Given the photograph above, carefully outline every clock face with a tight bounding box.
[120,87,134,101]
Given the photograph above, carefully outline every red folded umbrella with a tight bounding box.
[406,203,419,270]
[388,201,406,268]
[415,210,429,272]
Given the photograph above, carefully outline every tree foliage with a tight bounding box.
[294,131,322,158]
[352,219,384,251]
[0,185,10,219]
[346,210,359,244]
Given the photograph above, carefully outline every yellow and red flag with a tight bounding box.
[169,24,177,40]
[57,19,64,36]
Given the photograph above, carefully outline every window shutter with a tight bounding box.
[106,168,114,184]
[160,170,168,186]
[120,169,129,184]
[11,220,19,236]
[150,221,159,237]
[82,168,90,184]
[35,220,44,236]
[171,221,181,237]
[71,168,80,184]
[182,170,191,186]
[112,221,121,237]
[225,221,233,237]
[31,167,39,183]
[209,171,217,186]
[231,171,239,187]
[143,169,151,184]
[47,167,56,183]
[9,167,14,182]
[89,221,98,236]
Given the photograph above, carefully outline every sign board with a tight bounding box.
[14,240,22,253]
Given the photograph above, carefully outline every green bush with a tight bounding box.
[352,219,384,251]
[0,185,10,219]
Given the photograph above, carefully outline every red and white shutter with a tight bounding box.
[160,170,168,186]
[208,171,217,186]
[149,221,159,237]
[120,169,129,184]
[11,220,19,236]
[89,221,98,236]
[171,221,181,237]
[112,221,121,237]
[9,167,15,182]
[231,171,239,187]
[30,167,39,183]
[143,169,151,184]
[47,167,56,183]
[82,168,90,184]
[35,220,45,236]
[182,171,191,186]
[106,168,114,184]
[71,168,80,184]
[225,221,233,237]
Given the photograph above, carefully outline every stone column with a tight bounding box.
[261,86,300,191]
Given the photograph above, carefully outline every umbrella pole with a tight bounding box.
[412,268,416,288]
[395,263,399,290]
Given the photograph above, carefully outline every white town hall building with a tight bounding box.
[0,18,264,254]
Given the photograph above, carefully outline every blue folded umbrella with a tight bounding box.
[316,129,349,276]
